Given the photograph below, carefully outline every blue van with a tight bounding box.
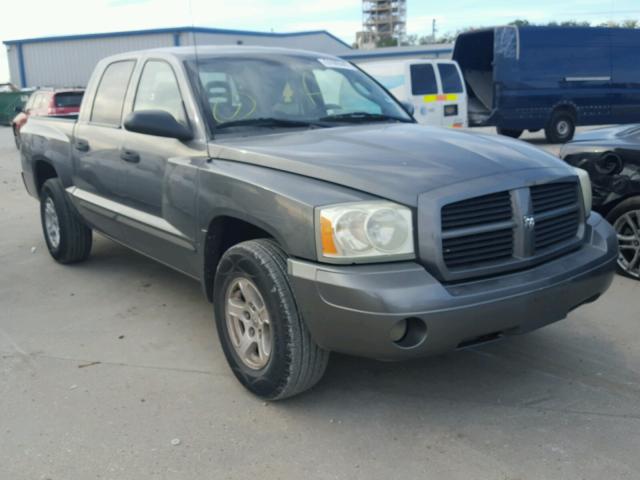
[453,26,640,143]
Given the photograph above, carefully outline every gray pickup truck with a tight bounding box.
[20,46,618,399]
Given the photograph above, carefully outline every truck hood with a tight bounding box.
[212,123,573,206]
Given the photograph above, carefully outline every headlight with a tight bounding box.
[317,201,414,262]
[573,167,592,216]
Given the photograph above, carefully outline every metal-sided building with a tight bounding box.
[2,26,353,88]
[3,26,453,88]
[343,44,453,64]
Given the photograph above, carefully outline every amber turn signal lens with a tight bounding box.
[320,215,338,255]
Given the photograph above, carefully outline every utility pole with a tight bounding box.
[432,18,437,42]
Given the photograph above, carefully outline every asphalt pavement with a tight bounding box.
[1,126,639,480]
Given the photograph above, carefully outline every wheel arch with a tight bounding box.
[600,193,640,218]
[550,102,578,122]
[33,157,59,196]
[202,213,289,302]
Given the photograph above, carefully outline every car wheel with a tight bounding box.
[40,178,92,263]
[496,127,523,139]
[606,197,640,280]
[545,111,576,143]
[213,239,329,400]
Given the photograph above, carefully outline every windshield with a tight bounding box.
[189,54,412,132]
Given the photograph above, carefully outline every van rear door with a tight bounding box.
[435,61,467,128]
[408,61,468,128]
[407,62,441,126]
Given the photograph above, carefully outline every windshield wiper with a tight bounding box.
[215,117,329,130]
[319,112,412,123]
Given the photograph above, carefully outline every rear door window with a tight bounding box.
[410,64,438,95]
[437,64,464,94]
[54,92,83,108]
[91,60,135,126]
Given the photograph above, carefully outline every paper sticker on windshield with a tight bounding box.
[282,82,294,103]
[317,58,356,70]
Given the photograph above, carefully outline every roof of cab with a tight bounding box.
[104,45,337,62]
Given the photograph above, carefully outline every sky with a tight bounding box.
[2,0,639,83]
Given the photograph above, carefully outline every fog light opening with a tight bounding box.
[392,317,427,349]
[389,319,408,343]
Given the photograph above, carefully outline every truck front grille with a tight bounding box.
[438,180,584,276]
[534,210,580,250]
[441,190,514,268]
[443,228,513,268]
[441,191,512,231]
[531,182,578,214]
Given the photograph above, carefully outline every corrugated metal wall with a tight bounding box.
[5,30,353,88]
[181,32,351,56]
[17,33,174,87]
[6,46,20,86]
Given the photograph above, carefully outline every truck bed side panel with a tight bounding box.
[20,117,76,198]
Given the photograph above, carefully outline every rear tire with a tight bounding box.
[497,127,523,139]
[40,178,92,264]
[606,197,640,280]
[213,239,329,400]
[545,111,576,143]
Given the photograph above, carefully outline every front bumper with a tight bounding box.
[288,213,618,360]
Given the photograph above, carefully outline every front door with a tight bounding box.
[118,59,200,275]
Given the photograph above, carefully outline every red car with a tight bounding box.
[12,88,84,149]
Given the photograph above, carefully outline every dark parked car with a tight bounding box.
[11,88,83,149]
[19,47,617,399]
[561,125,640,279]
[454,26,640,143]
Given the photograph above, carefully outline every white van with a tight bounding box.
[360,59,468,128]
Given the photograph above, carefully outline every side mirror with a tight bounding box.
[401,101,415,116]
[123,110,193,141]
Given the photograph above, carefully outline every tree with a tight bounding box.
[376,37,398,48]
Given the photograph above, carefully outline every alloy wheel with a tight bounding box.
[44,197,61,249]
[614,210,640,278]
[225,277,273,370]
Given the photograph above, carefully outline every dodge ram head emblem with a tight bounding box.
[523,215,536,229]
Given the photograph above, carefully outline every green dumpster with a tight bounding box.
[0,92,30,126]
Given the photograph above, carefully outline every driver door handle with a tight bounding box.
[120,149,140,163]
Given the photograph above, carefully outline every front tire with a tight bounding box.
[545,111,576,143]
[213,239,329,400]
[606,197,640,280]
[40,178,92,263]
[497,127,523,139]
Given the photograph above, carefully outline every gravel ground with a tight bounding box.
[1,125,639,480]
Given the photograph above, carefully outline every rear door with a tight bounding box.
[408,62,442,126]
[435,61,468,128]
[71,59,136,236]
